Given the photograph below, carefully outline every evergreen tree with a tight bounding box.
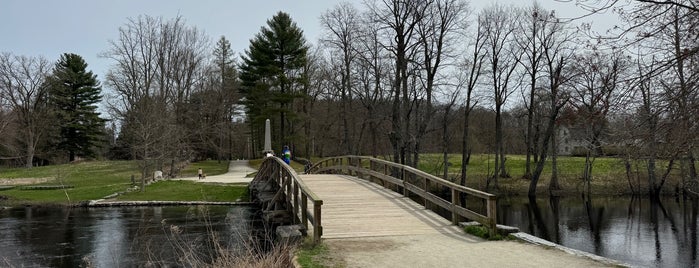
[48,53,105,161]
[239,11,308,153]
[213,36,239,160]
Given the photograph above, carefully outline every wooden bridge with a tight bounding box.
[249,155,497,244]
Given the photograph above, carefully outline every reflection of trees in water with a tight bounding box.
[583,196,605,255]
[1,206,262,267]
[526,196,551,241]
[499,196,699,267]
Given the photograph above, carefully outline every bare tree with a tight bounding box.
[481,4,522,190]
[103,15,209,179]
[321,2,361,154]
[355,9,391,157]
[570,50,627,196]
[458,12,488,191]
[370,0,429,166]
[0,53,51,168]
[525,9,576,196]
[515,3,547,179]
[412,0,468,167]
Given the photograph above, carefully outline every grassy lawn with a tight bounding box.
[116,180,248,202]
[0,161,137,204]
[0,160,247,206]
[179,160,230,177]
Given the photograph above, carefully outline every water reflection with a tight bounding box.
[499,196,699,268]
[0,205,261,267]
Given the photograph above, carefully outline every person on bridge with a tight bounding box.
[282,145,291,165]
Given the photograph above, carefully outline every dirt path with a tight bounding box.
[321,235,620,268]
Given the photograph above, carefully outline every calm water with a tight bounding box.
[0,205,264,267]
[499,196,699,268]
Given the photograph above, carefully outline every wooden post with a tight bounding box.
[293,182,299,224]
[313,200,323,244]
[451,188,458,224]
[301,193,308,231]
[357,158,362,179]
[402,168,408,196]
[424,176,429,207]
[487,195,498,235]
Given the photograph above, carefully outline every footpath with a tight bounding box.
[175,160,256,184]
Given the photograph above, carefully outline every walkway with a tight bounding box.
[299,174,620,268]
[175,160,255,184]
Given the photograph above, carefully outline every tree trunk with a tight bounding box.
[548,124,561,194]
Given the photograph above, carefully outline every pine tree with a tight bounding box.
[239,11,308,153]
[48,53,105,161]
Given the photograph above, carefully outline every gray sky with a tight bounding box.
[0,0,615,82]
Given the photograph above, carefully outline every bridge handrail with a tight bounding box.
[254,156,323,243]
[308,155,496,234]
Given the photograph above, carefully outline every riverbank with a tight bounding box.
[0,160,248,206]
[363,154,685,196]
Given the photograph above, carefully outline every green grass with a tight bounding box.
[0,160,247,205]
[116,180,248,202]
[296,241,332,268]
[180,160,230,177]
[464,225,504,240]
[0,161,138,204]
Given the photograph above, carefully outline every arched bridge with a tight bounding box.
[249,155,497,243]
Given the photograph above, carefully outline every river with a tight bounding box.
[0,205,265,267]
[498,196,699,268]
[2,197,696,267]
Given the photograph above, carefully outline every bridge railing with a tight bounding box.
[308,155,497,234]
[254,157,323,243]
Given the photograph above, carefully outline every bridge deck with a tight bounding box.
[299,174,469,239]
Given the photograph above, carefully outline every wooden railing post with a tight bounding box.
[451,188,458,225]
[402,167,408,196]
[293,182,299,224]
[424,175,429,207]
[313,200,323,244]
[357,158,362,179]
[487,195,497,235]
[301,193,308,230]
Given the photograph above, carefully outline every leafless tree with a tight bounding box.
[103,15,209,180]
[569,50,627,196]
[321,3,361,154]
[524,9,576,196]
[515,3,547,179]
[0,53,51,168]
[412,0,468,167]
[369,0,430,166]
[354,10,391,157]
[458,12,488,190]
[481,4,522,190]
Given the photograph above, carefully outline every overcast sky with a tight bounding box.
[0,0,616,82]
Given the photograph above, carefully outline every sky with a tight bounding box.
[0,0,617,85]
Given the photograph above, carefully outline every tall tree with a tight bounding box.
[212,36,239,161]
[0,53,51,168]
[321,2,360,155]
[47,53,105,162]
[240,11,308,154]
[482,4,522,190]
[516,3,546,179]
[104,15,208,179]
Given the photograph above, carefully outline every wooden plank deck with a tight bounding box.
[298,174,466,239]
